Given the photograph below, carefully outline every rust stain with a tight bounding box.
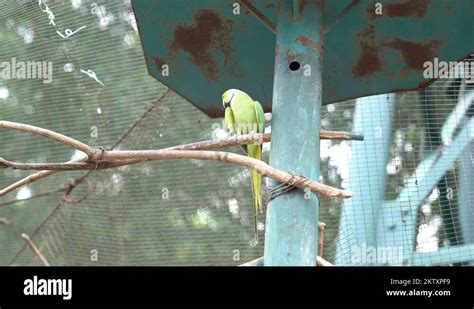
[366,4,379,19]
[295,35,324,55]
[390,79,434,93]
[299,0,311,13]
[386,0,431,18]
[417,78,436,90]
[353,4,442,78]
[352,24,383,78]
[383,38,443,71]
[168,10,236,81]
[265,3,275,9]
[286,49,296,61]
[149,56,165,69]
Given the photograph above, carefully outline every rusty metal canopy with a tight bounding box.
[132,0,474,117]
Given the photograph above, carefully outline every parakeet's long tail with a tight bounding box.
[249,146,263,243]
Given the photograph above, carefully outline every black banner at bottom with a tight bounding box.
[0,267,473,306]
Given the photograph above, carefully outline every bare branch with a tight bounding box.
[1,121,357,198]
[0,121,96,158]
[317,256,333,266]
[0,169,68,197]
[318,222,326,257]
[320,130,364,141]
[0,89,172,197]
[167,130,363,151]
[0,217,12,225]
[21,233,50,266]
[239,256,264,266]
[0,187,65,207]
[0,149,351,198]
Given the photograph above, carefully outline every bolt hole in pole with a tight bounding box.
[289,61,300,71]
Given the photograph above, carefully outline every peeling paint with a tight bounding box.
[386,0,431,18]
[352,24,382,77]
[296,35,324,55]
[354,2,443,78]
[168,10,237,81]
[149,56,165,69]
[286,49,296,61]
[383,38,443,71]
[133,0,474,118]
[299,0,311,13]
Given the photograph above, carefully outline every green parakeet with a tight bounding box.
[222,89,265,243]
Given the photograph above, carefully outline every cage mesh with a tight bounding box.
[0,0,473,266]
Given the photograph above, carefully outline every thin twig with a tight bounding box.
[112,88,171,148]
[0,187,66,207]
[239,256,264,266]
[0,161,84,197]
[21,233,50,266]
[9,202,62,265]
[316,256,333,266]
[318,222,326,257]
[0,217,12,225]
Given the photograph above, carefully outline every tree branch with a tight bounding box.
[0,148,351,198]
[0,187,66,207]
[316,256,334,266]
[1,122,356,198]
[0,121,97,159]
[21,233,50,266]
[0,217,12,225]
[318,222,326,257]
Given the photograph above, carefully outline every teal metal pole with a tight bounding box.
[335,94,395,265]
[459,142,474,247]
[264,0,324,266]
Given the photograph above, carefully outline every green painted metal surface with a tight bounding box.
[132,0,474,117]
[263,0,323,266]
[337,94,474,266]
[335,94,396,265]
[380,117,474,265]
[459,142,474,248]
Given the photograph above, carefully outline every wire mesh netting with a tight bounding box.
[0,0,473,266]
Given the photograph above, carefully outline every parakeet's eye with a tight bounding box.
[222,91,234,108]
[222,96,229,108]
